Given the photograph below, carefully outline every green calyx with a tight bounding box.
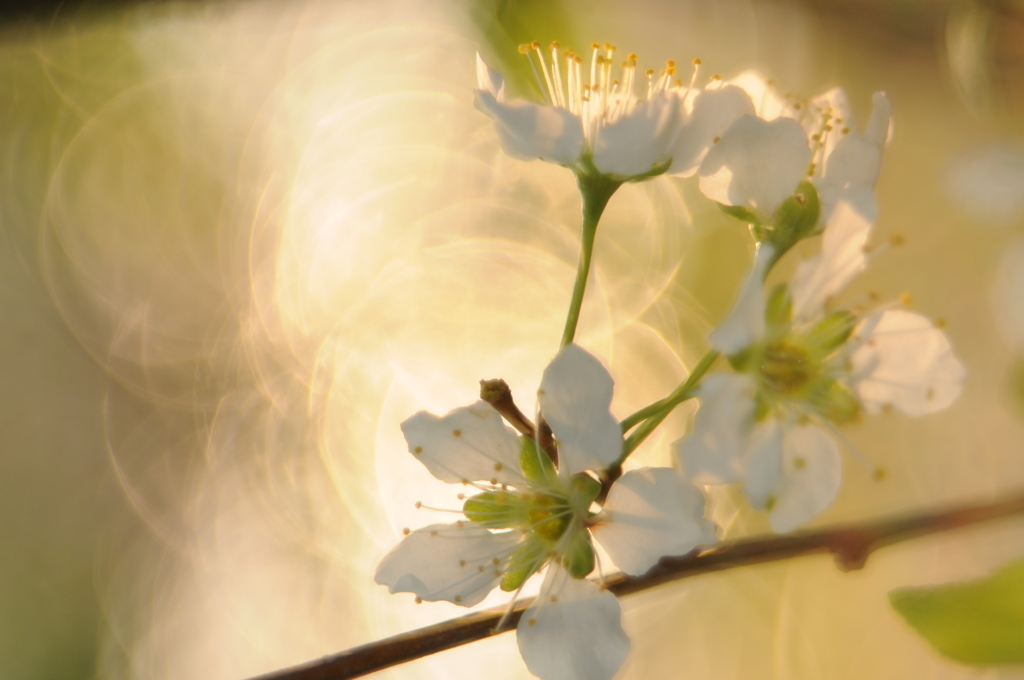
[718,181,821,264]
[732,283,860,424]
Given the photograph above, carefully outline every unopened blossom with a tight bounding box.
[474,43,754,181]
[376,344,715,680]
[677,201,965,531]
[698,71,893,247]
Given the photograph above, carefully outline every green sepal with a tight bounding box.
[500,538,545,592]
[811,379,860,424]
[773,181,821,242]
[519,436,557,487]
[805,311,856,356]
[753,391,772,422]
[728,347,754,372]
[462,491,522,529]
[889,558,1024,665]
[717,202,761,225]
[561,528,596,579]
[765,283,793,331]
[568,473,601,515]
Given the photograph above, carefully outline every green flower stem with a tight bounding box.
[620,349,720,457]
[560,173,621,348]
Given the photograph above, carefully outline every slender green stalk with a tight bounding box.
[560,173,621,347]
[620,349,719,456]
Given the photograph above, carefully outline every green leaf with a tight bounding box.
[717,202,761,225]
[560,528,595,579]
[889,558,1024,665]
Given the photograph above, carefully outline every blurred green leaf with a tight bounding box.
[470,0,577,99]
[889,558,1024,665]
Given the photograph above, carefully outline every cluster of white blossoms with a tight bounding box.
[374,43,967,680]
[376,345,715,680]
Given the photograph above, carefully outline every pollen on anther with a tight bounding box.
[591,42,601,49]
[527,618,537,626]
[430,530,438,536]
[889,233,905,246]
[710,73,721,80]
[842,127,851,134]
[402,527,411,536]
[478,565,485,573]
[461,478,469,485]
[457,493,465,500]
[900,293,913,307]
[452,429,462,438]
[518,44,530,55]
[459,559,466,567]
[927,387,936,400]
[494,463,504,472]
[793,456,807,470]
[873,467,888,481]
[666,59,676,68]
[490,478,498,485]
[645,68,655,77]
[531,41,540,49]
[413,446,423,455]
[934,318,947,328]
[627,53,638,61]
[550,41,560,50]
[415,596,423,604]
[604,43,616,52]
[692,57,702,65]
[550,595,558,603]
[454,595,463,604]
[537,389,546,396]
[713,136,721,143]
[414,501,422,509]
[492,557,500,565]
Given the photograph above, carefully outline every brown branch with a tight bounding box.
[250,490,1024,680]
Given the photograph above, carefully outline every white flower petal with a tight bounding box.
[790,200,873,320]
[767,424,842,533]
[401,401,527,486]
[475,52,505,99]
[593,467,716,576]
[743,422,842,531]
[675,373,757,484]
[709,244,774,354]
[863,91,893,148]
[817,91,890,220]
[474,89,584,166]
[850,309,966,416]
[538,344,623,476]
[668,85,755,177]
[739,418,784,511]
[592,90,680,178]
[517,565,630,680]
[374,523,521,606]
[698,115,812,221]
[729,70,790,120]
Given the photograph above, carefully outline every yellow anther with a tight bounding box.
[666,67,676,76]
[842,127,851,134]
[477,565,485,572]
[492,557,500,565]
[591,42,601,49]
[494,462,504,472]
[645,68,655,77]
[627,53,638,61]
[900,293,913,307]
[415,596,422,604]
[692,57,702,65]
[666,59,676,68]
[889,233,905,246]
[713,136,721,143]
[710,73,721,80]
[527,618,537,626]
[574,55,583,64]
[461,478,469,485]
[793,456,807,470]
[490,478,498,485]
[807,162,817,176]
[673,79,683,87]
[413,446,422,455]
[873,467,887,481]
[518,44,530,54]
[604,43,616,52]
[934,318,947,328]
[550,41,560,50]
[531,41,540,49]
[402,527,410,536]
[454,595,463,604]
[452,429,462,437]
[459,559,466,567]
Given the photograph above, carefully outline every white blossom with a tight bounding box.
[475,45,753,181]
[676,201,964,531]
[699,71,893,228]
[376,344,714,680]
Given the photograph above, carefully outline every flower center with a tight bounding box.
[760,341,815,394]
[519,40,696,142]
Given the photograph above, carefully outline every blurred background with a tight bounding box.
[3,0,1024,678]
